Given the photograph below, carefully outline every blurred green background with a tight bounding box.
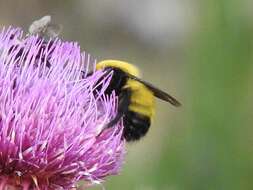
[0,0,253,189]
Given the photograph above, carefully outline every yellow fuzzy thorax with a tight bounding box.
[96,60,140,77]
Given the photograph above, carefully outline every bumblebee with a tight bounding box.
[95,60,181,141]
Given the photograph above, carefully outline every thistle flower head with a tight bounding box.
[0,27,125,190]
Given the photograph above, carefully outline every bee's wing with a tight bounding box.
[128,74,181,107]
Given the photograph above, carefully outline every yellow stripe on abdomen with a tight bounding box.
[129,104,155,119]
[125,80,155,119]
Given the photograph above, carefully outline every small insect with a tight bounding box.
[94,60,181,141]
[28,15,62,67]
[28,15,62,40]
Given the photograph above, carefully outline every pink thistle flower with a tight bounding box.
[0,27,125,190]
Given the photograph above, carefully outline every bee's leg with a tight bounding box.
[104,89,131,129]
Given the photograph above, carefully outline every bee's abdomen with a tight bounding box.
[127,80,155,119]
[123,111,151,141]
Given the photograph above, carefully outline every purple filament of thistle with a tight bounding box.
[0,27,125,190]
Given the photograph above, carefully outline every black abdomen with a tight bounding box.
[123,111,151,141]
